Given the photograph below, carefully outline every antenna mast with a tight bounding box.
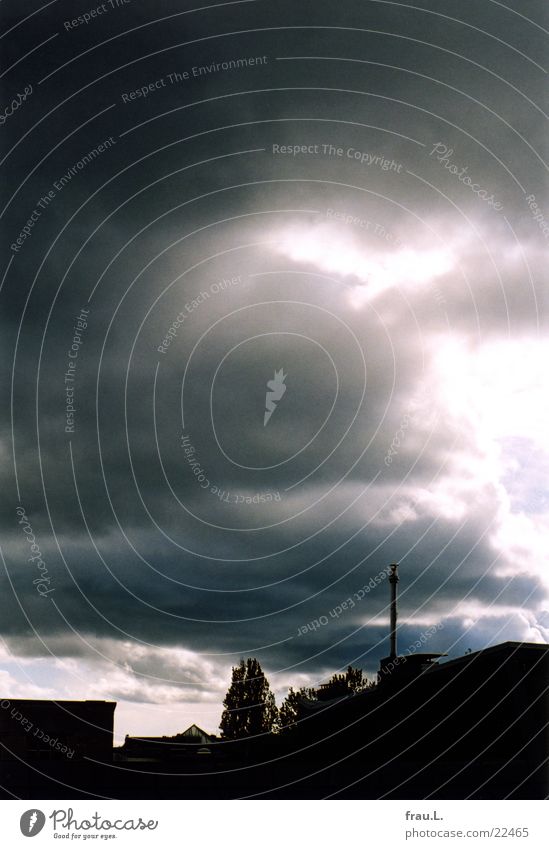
[389,563,399,659]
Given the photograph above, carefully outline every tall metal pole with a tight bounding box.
[389,563,399,659]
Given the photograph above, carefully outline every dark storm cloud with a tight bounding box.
[1,0,547,714]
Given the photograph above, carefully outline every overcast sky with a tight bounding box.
[1,0,548,741]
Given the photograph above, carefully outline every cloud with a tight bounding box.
[1,0,547,737]
[272,219,455,305]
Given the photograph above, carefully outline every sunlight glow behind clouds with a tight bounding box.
[272,220,548,596]
[429,338,549,590]
[434,338,549,450]
[273,223,454,305]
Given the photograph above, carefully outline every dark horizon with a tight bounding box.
[2,639,548,799]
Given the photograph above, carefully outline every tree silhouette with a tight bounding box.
[345,665,369,693]
[220,658,278,738]
[317,665,370,700]
[279,686,317,732]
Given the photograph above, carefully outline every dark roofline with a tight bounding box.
[123,729,219,745]
[436,640,549,671]
[180,723,214,737]
[381,652,447,662]
[123,736,176,743]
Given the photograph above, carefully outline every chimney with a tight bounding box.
[389,563,399,659]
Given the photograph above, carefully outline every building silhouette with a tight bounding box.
[1,566,547,798]
[118,724,217,762]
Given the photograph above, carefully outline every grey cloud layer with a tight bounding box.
[1,0,547,710]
